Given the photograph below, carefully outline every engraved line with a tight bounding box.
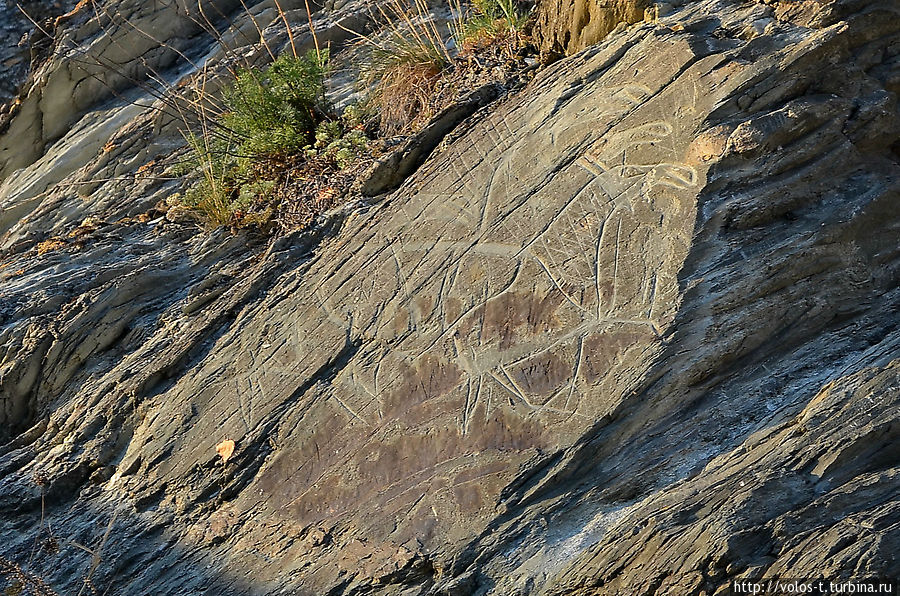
[565,336,584,411]
[532,254,590,315]
[609,219,623,315]
[329,393,372,427]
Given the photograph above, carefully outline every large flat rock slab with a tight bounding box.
[0,0,898,594]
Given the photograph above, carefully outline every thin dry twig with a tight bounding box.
[0,555,60,596]
[74,507,119,596]
[276,0,299,59]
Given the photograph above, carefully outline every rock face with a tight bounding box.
[0,0,899,594]
[532,0,650,56]
[0,0,76,102]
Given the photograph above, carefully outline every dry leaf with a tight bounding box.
[216,440,235,463]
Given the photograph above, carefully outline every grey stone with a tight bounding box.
[0,0,898,594]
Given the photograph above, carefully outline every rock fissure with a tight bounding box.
[0,0,898,593]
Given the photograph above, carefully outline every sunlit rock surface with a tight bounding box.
[0,0,898,593]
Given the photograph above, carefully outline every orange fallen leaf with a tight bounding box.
[216,440,235,463]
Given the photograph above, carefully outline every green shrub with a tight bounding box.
[178,50,374,228]
[221,50,329,161]
[179,51,331,227]
[305,120,370,168]
[341,102,377,130]
[236,179,276,207]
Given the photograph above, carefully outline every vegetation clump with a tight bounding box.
[306,120,370,169]
[460,0,529,50]
[179,50,377,231]
[224,51,330,158]
[357,0,534,134]
[175,0,535,233]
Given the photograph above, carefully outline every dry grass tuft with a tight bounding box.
[376,62,445,135]
[349,0,456,134]
[344,0,534,135]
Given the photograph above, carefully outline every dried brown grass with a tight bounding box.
[0,556,59,596]
[376,61,444,135]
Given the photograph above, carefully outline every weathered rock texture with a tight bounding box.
[0,0,899,594]
[532,0,651,56]
[0,0,82,102]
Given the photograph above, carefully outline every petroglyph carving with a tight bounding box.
[323,109,700,429]
[607,85,653,111]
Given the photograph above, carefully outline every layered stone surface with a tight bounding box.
[0,0,898,594]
